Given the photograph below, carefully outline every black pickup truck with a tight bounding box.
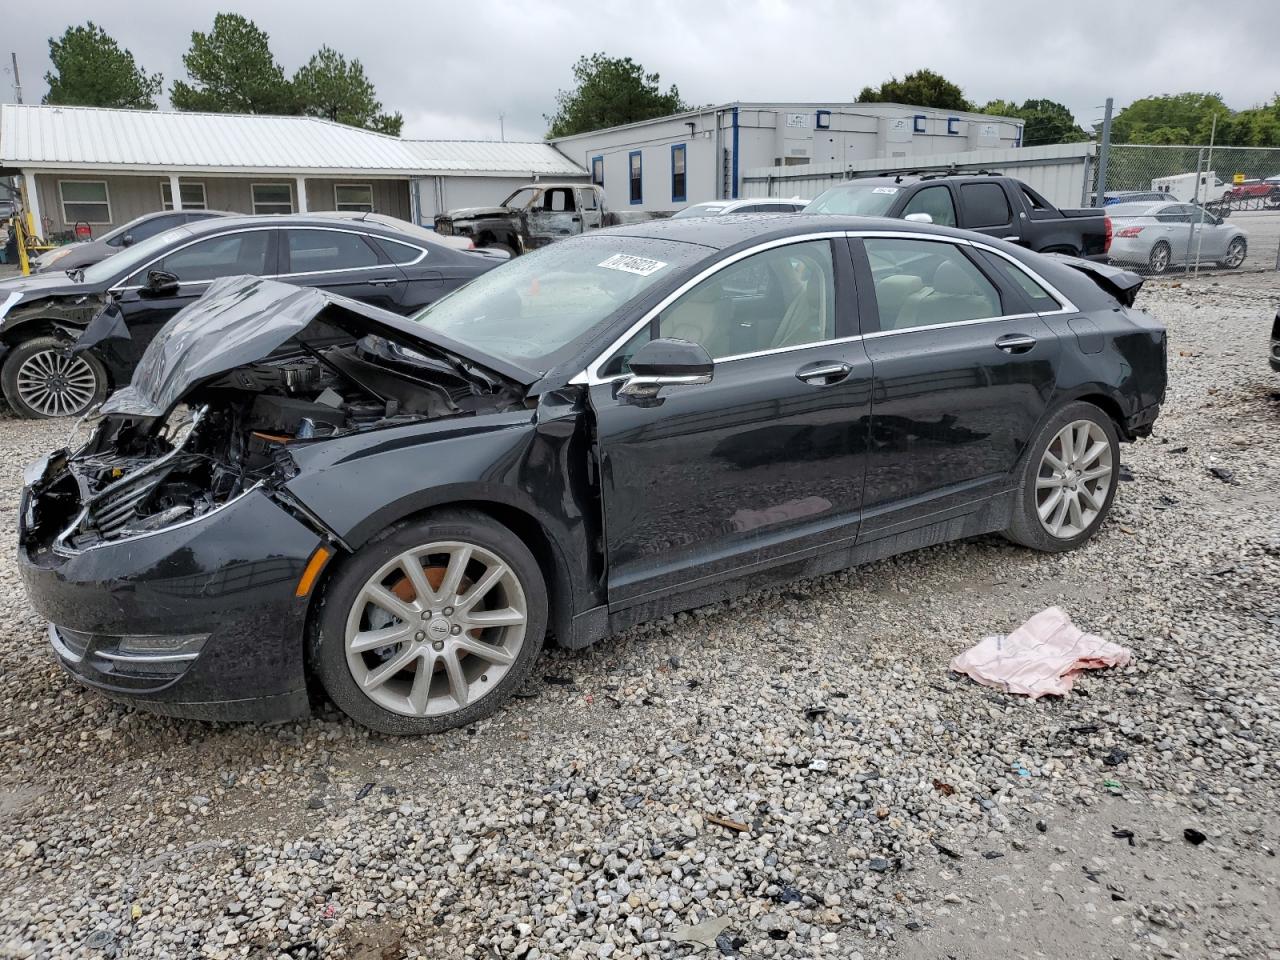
[805,173,1111,260]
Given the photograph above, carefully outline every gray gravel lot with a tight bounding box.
[0,272,1277,960]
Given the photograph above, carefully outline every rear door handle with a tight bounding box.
[368,277,402,286]
[995,333,1037,354]
[795,361,852,385]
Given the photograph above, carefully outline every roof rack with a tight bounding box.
[854,165,1004,182]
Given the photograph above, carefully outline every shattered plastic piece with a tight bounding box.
[1183,828,1207,846]
[1208,466,1238,485]
[982,851,1004,860]
[1104,779,1124,794]
[542,675,574,686]
[803,704,829,720]
[1112,828,1136,846]
[1103,747,1129,767]
[716,933,746,956]
[1036,820,1048,833]
[354,782,374,801]
[949,607,1132,698]
[672,915,733,948]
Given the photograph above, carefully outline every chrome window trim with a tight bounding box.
[571,230,1076,386]
[108,225,425,292]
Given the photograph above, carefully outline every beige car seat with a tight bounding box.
[662,282,734,358]
[769,273,832,348]
[896,260,997,329]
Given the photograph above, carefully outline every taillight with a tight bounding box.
[466,238,476,250]
[1104,215,1113,253]
[1116,225,1144,238]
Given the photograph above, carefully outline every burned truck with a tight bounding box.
[434,183,652,256]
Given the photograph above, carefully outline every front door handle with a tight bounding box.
[368,277,402,286]
[795,361,852,385]
[995,333,1037,354]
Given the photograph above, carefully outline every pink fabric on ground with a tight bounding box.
[950,607,1132,698]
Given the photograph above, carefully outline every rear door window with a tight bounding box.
[974,250,1061,312]
[284,229,381,273]
[959,182,1013,228]
[864,237,1002,331]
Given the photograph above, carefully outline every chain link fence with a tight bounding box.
[1092,143,1280,276]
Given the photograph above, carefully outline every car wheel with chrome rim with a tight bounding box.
[1,335,109,419]
[1004,401,1120,552]
[312,509,547,734]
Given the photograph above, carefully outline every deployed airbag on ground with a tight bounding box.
[950,606,1132,697]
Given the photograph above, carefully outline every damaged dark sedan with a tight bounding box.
[18,216,1167,734]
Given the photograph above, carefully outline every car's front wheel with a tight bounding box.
[1,335,109,419]
[1004,401,1120,553]
[311,509,547,735]
[1220,237,1246,269]
[1147,241,1172,274]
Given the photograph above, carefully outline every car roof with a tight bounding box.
[177,212,436,241]
[598,212,1017,251]
[1107,202,1165,217]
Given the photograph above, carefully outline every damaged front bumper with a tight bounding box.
[18,464,324,722]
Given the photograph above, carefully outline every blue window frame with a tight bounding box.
[947,117,960,135]
[629,150,643,205]
[913,114,926,134]
[815,109,831,130]
[591,155,604,187]
[670,144,687,203]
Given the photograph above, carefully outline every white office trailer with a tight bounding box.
[550,102,1025,214]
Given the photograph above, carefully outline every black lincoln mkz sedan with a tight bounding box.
[18,215,1167,734]
[0,212,504,418]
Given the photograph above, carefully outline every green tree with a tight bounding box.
[1109,92,1230,144]
[857,69,971,111]
[43,22,162,109]
[546,53,686,138]
[293,46,402,135]
[171,13,295,114]
[979,98,1087,145]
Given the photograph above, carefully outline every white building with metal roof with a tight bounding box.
[0,103,585,238]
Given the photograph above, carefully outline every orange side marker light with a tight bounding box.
[295,545,333,598]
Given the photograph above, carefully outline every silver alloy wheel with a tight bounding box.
[343,540,527,718]
[1148,243,1170,273]
[1035,419,1114,539]
[16,349,99,417]
[1224,238,1246,268]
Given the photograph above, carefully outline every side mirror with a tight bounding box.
[121,234,136,247]
[143,269,180,297]
[618,338,713,399]
[904,212,933,224]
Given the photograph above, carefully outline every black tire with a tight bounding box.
[1003,401,1121,553]
[484,242,517,257]
[1219,237,1246,269]
[1147,241,1172,275]
[310,508,547,735]
[1,335,109,419]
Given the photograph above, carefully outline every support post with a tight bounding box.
[22,169,41,241]
[168,174,183,211]
[1094,97,1113,207]
[295,176,308,213]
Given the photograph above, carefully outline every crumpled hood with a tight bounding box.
[0,272,83,303]
[99,275,537,419]
[442,206,520,220]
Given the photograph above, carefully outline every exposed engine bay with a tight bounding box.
[25,335,525,553]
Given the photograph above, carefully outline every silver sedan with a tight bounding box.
[1107,201,1248,274]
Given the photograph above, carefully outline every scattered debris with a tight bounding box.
[802,704,828,720]
[354,782,374,801]
[1112,828,1136,847]
[1103,779,1125,794]
[1103,747,1129,767]
[868,857,892,872]
[775,887,803,904]
[671,916,733,949]
[706,814,750,833]
[1183,827,1208,846]
[715,932,747,956]
[1155,494,1179,509]
[1168,445,1188,454]
[1036,820,1049,833]
[950,607,1133,698]
[932,840,963,859]
[1208,466,1238,485]
[1118,464,1136,482]
[982,851,1004,860]
[542,675,575,686]
[932,779,955,796]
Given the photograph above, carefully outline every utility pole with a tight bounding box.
[9,52,22,103]
[1094,97,1113,207]
[1193,112,1217,277]
[499,113,505,142]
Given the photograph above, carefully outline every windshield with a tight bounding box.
[501,188,538,210]
[804,184,902,216]
[80,227,192,284]
[410,235,709,371]
[672,203,729,219]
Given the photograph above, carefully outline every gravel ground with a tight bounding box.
[0,272,1277,960]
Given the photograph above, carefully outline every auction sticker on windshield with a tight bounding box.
[598,253,668,277]
[872,187,899,194]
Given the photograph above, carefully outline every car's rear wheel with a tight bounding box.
[484,242,516,257]
[1004,401,1120,553]
[1147,241,1172,274]
[1,335,109,419]
[1220,237,1246,269]
[311,509,547,735]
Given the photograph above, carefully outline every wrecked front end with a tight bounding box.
[18,276,530,721]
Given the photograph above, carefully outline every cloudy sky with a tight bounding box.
[2,0,1274,141]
